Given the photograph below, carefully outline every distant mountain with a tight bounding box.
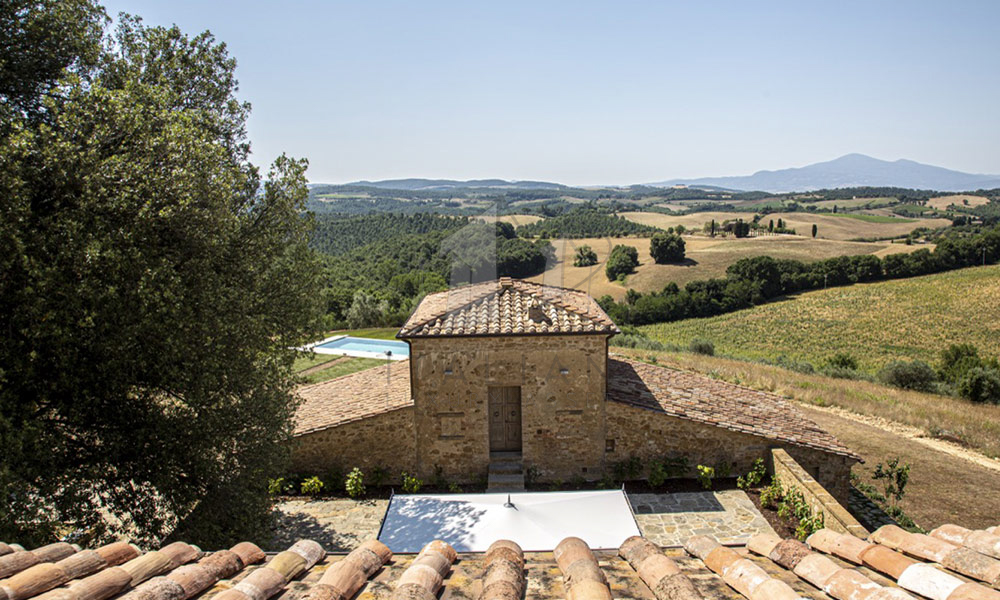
[345,178,569,191]
[650,154,1000,193]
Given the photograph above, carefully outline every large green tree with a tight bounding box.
[1,4,324,548]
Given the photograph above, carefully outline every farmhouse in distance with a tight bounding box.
[292,277,860,499]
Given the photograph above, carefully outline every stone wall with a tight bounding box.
[291,407,416,481]
[606,401,856,502]
[772,448,868,537]
[408,334,609,482]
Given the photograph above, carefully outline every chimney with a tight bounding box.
[499,277,513,289]
[528,301,550,324]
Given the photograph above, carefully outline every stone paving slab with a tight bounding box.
[271,498,388,552]
[628,490,776,547]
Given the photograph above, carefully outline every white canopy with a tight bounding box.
[378,489,641,553]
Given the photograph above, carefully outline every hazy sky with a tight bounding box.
[101,0,1000,186]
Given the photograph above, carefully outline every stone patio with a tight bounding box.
[629,490,776,546]
[271,498,388,552]
[271,489,773,552]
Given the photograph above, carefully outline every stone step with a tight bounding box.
[489,451,523,462]
[487,472,525,492]
[489,462,523,475]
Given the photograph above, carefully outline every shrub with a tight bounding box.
[826,352,858,371]
[688,339,715,356]
[939,343,981,383]
[605,245,639,281]
[649,232,686,264]
[267,477,285,497]
[300,476,324,497]
[760,478,783,509]
[872,458,910,507]
[958,367,1000,404]
[696,465,715,489]
[447,482,462,493]
[737,458,767,490]
[612,455,643,482]
[401,472,423,494]
[345,468,365,498]
[878,360,937,392]
[370,466,389,488]
[573,245,598,267]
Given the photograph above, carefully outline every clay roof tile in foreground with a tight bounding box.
[607,357,861,460]
[397,279,620,338]
[293,361,411,436]
[9,527,997,600]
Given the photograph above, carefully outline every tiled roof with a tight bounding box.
[6,525,1000,600]
[607,357,861,460]
[293,362,411,436]
[397,278,620,338]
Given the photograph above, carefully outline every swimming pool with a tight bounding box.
[306,335,409,360]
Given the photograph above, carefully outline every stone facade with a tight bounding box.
[292,406,416,480]
[606,401,855,503]
[408,334,609,482]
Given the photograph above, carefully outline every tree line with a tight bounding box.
[517,207,662,238]
[598,225,1000,326]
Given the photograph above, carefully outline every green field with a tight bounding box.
[641,264,1000,371]
[813,212,913,224]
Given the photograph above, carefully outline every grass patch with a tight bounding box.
[816,212,914,223]
[298,357,386,385]
[293,353,339,373]
[642,264,1000,372]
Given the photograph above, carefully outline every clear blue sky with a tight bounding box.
[101,0,1000,186]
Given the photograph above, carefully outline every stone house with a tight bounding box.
[292,278,859,499]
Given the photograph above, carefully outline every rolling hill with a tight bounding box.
[651,153,1000,193]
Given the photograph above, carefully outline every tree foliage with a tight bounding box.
[518,207,661,239]
[1,6,324,547]
[649,233,685,264]
[573,245,598,267]
[605,245,639,281]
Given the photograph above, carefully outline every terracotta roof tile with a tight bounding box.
[6,527,998,600]
[293,362,411,436]
[607,357,860,460]
[397,279,619,338]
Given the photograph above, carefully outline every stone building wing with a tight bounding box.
[607,357,861,461]
[293,361,411,436]
[397,278,620,338]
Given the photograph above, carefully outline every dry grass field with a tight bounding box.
[642,264,1000,370]
[613,347,1000,528]
[761,212,951,241]
[473,214,544,226]
[926,194,990,210]
[529,235,924,299]
[620,211,744,231]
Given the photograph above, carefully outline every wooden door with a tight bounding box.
[488,386,522,452]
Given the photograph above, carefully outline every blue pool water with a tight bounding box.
[314,336,410,358]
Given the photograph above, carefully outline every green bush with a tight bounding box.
[301,476,324,496]
[370,466,389,488]
[573,245,598,267]
[958,367,1000,404]
[826,352,858,371]
[696,465,715,490]
[737,458,767,490]
[605,245,639,281]
[649,232,686,264]
[401,472,423,494]
[267,477,285,496]
[345,468,365,498]
[688,338,715,356]
[612,455,643,482]
[760,478,783,509]
[872,458,910,507]
[938,343,982,383]
[877,360,937,392]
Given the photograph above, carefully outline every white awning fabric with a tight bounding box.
[378,489,641,553]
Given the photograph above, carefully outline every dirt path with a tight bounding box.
[798,405,1000,530]
[804,403,1000,474]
